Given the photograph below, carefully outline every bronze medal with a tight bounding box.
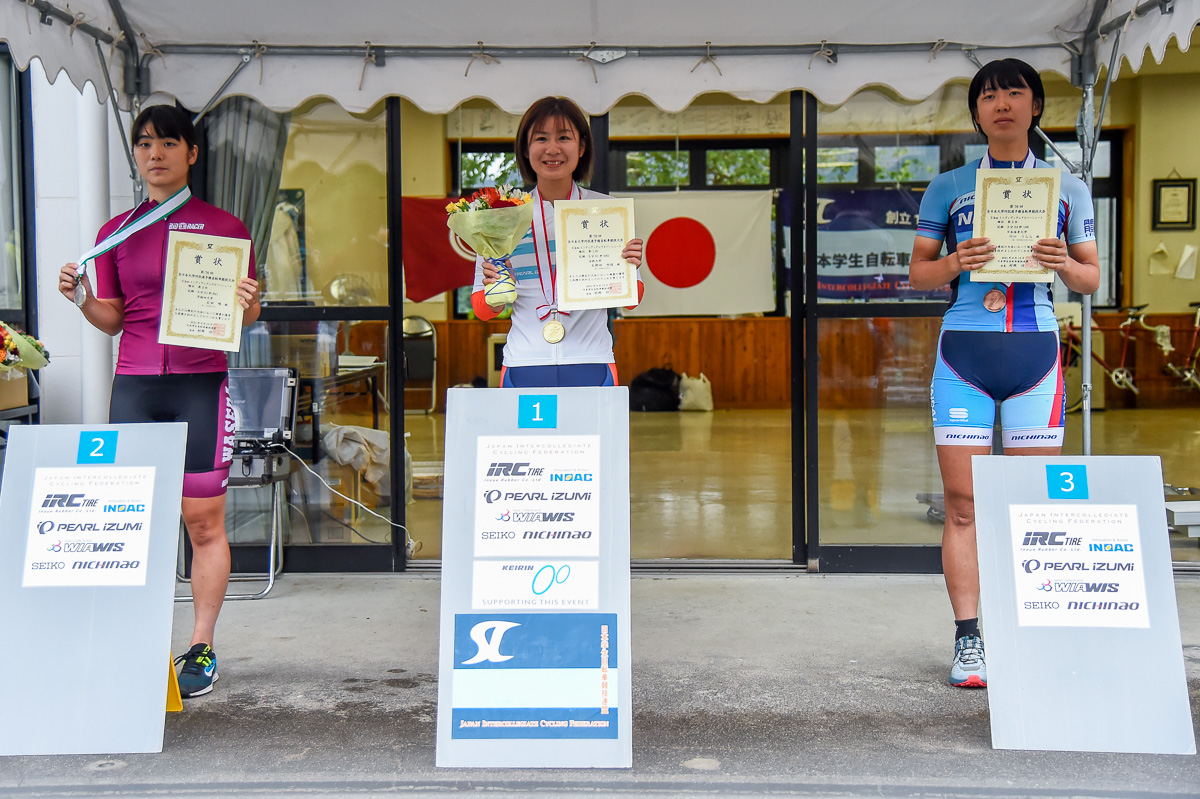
[542,319,566,344]
[982,288,1006,313]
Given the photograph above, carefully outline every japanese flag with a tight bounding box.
[619,191,774,316]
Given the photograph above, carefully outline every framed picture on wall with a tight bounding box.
[1151,178,1196,230]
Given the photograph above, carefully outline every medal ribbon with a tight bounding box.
[983,150,1035,170]
[75,186,193,280]
[980,150,1033,298]
[531,184,578,321]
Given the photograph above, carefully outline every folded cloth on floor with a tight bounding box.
[322,424,390,490]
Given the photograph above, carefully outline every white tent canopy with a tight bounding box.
[2,0,1198,114]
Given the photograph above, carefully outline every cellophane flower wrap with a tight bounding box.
[0,322,48,371]
[445,185,535,260]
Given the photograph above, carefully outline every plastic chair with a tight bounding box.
[403,315,436,414]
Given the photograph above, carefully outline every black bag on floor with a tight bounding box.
[629,367,681,411]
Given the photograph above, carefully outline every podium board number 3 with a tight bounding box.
[78,431,118,464]
[518,395,557,429]
[1046,464,1088,499]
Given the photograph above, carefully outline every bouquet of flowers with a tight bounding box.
[0,322,48,371]
[446,185,534,306]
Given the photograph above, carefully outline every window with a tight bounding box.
[608,139,784,192]
[459,150,520,191]
[0,53,23,311]
[874,145,940,183]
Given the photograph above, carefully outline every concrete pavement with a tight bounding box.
[1,572,1198,798]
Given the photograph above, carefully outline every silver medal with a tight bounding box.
[74,281,87,308]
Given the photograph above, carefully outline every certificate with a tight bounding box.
[971,168,1061,283]
[554,198,638,311]
[158,231,250,352]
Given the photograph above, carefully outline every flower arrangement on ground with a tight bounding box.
[0,322,48,371]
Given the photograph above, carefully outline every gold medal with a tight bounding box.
[542,319,565,343]
[982,288,1006,313]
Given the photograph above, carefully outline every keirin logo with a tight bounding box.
[531,564,570,595]
[461,621,521,665]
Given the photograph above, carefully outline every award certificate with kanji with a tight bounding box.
[158,231,250,352]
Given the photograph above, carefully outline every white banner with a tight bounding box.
[1010,504,1149,628]
[620,191,774,317]
[22,467,155,588]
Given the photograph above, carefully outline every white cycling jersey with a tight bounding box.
[473,184,642,367]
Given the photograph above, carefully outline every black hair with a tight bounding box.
[968,58,1045,136]
[514,97,593,185]
[130,105,197,150]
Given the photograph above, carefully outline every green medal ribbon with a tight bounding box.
[75,185,193,283]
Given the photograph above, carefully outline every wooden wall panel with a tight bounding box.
[1095,312,1200,409]
[408,314,1200,413]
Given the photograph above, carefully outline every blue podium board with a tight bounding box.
[973,455,1195,755]
[436,387,632,768]
[0,423,186,755]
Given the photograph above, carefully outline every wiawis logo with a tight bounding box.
[42,494,98,509]
[497,510,576,523]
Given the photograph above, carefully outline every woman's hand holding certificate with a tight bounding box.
[970,167,1061,283]
[158,231,252,352]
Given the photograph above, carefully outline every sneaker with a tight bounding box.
[950,635,987,688]
[175,643,219,697]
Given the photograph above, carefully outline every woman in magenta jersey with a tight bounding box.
[58,105,260,698]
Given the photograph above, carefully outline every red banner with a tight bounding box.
[401,196,476,303]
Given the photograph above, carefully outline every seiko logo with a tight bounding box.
[461,621,521,665]
[1024,601,1059,609]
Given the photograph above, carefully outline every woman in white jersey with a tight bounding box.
[471,97,644,388]
[909,59,1100,688]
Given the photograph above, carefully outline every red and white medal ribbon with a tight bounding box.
[531,184,579,321]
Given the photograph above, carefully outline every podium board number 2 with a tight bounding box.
[1046,465,1088,499]
[78,431,118,464]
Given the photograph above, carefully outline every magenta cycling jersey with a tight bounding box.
[93,197,256,375]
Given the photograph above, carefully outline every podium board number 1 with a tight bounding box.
[77,431,118,464]
[518,395,557,429]
[1046,465,1088,499]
